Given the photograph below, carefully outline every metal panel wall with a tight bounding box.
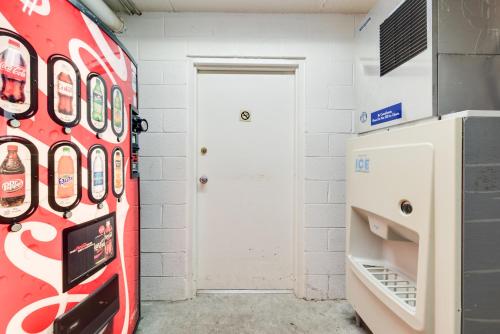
[462,117,500,333]
[438,54,500,115]
[438,0,500,55]
[437,0,500,116]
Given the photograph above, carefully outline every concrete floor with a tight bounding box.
[136,294,370,334]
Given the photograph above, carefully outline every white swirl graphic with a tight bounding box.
[69,38,118,86]
[20,0,51,16]
[116,159,131,334]
[4,221,104,334]
[7,294,88,334]
[75,14,128,82]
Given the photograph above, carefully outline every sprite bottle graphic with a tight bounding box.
[113,91,122,130]
[92,79,104,123]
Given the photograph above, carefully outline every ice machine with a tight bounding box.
[348,0,500,333]
[0,1,147,333]
[347,111,500,334]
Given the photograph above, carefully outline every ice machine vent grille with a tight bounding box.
[363,264,417,308]
[379,0,427,76]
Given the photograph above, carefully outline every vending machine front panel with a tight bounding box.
[0,1,140,333]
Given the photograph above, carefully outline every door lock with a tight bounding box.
[199,175,208,184]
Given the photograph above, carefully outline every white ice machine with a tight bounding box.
[346,112,500,334]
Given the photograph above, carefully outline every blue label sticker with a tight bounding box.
[371,103,402,126]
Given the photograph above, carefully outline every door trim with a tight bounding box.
[187,57,306,298]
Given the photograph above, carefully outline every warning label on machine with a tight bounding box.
[371,103,402,126]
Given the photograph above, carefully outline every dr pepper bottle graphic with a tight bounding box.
[57,147,74,199]
[0,39,27,103]
[0,145,25,207]
[57,67,74,115]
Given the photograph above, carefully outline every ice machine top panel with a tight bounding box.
[355,0,500,133]
[354,0,435,133]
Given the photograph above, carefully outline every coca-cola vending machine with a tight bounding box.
[0,1,147,333]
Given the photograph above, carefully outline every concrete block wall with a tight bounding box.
[119,12,355,301]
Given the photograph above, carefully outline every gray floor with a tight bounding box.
[136,294,370,334]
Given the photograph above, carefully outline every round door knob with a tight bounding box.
[199,175,208,184]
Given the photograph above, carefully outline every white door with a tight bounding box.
[196,70,295,290]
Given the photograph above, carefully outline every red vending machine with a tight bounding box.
[0,1,146,333]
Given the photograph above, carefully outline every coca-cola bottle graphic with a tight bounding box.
[94,224,106,264]
[0,145,26,207]
[57,67,74,116]
[91,79,104,123]
[0,39,27,103]
[56,147,74,200]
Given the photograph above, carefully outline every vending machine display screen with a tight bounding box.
[62,213,116,292]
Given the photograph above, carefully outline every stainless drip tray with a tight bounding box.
[362,264,417,309]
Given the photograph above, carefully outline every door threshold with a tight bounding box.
[197,289,293,295]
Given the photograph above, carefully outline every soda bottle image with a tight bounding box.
[57,67,74,116]
[113,91,122,129]
[105,220,113,256]
[0,145,26,207]
[92,79,104,123]
[93,150,104,195]
[0,39,27,103]
[94,224,106,264]
[56,147,74,199]
[114,151,122,190]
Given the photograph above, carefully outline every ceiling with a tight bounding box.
[104,0,376,14]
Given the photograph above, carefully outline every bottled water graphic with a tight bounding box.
[92,150,104,197]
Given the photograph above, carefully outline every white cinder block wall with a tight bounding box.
[118,12,356,301]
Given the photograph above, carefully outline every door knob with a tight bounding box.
[199,175,208,184]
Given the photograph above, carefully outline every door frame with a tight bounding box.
[187,56,306,298]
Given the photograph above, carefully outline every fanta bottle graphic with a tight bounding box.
[56,147,74,199]
[0,145,25,207]
[92,79,104,123]
[113,91,122,130]
[93,150,104,195]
